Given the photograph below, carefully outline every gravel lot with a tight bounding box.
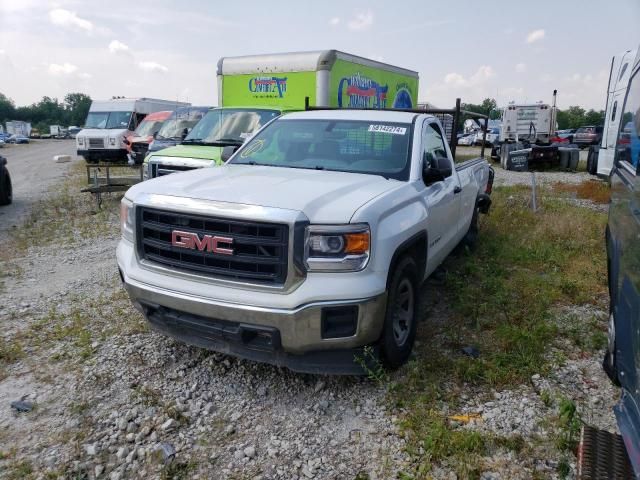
[0,139,77,240]
[0,142,618,479]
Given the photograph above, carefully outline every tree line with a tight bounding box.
[0,92,606,134]
[462,98,606,130]
[0,92,92,134]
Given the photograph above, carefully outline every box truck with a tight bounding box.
[143,50,419,179]
[587,48,637,177]
[6,121,32,137]
[76,97,189,163]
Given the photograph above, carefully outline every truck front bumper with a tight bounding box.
[77,148,128,161]
[118,240,388,374]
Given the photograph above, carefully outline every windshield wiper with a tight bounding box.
[214,138,243,145]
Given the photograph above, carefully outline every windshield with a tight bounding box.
[230,119,412,180]
[185,109,280,144]
[156,109,208,140]
[135,119,164,137]
[84,111,132,129]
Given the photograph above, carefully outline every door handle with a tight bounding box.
[453,186,462,194]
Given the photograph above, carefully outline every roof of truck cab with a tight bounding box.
[279,109,423,123]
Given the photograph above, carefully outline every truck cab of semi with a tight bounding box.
[76,98,189,163]
[588,48,637,177]
[603,46,640,478]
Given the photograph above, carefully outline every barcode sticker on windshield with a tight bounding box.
[368,125,407,135]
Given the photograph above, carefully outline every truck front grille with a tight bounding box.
[131,143,149,161]
[149,163,195,178]
[137,207,289,285]
[88,137,104,149]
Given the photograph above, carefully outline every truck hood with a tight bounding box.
[146,144,223,161]
[127,164,401,223]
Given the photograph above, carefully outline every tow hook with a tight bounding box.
[477,194,492,214]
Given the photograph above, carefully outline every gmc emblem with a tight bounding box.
[171,230,234,255]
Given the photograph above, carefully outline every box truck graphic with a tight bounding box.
[218,50,418,110]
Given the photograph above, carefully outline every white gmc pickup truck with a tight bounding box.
[117,109,493,374]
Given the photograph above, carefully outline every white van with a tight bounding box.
[76,98,189,163]
[589,49,637,176]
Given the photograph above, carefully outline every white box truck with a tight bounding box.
[6,121,32,137]
[76,97,190,163]
[587,48,637,177]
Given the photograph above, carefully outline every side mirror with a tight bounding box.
[152,131,157,139]
[221,145,239,162]
[423,156,451,184]
[181,128,189,140]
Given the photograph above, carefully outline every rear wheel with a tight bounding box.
[0,168,12,205]
[380,256,419,368]
[586,146,599,175]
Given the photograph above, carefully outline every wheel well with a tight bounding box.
[387,232,427,287]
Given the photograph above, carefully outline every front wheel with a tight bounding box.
[603,311,620,386]
[380,256,419,368]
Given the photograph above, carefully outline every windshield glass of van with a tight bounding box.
[156,109,208,140]
[185,109,280,145]
[135,119,164,137]
[84,112,109,129]
[106,112,133,129]
[230,119,412,180]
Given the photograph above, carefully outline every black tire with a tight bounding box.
[462,207,479,249]
[380,256,419,368]
[603,311,620,386]
[0,168,12,206]
[587,146,599,175]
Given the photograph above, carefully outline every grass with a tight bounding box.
[391,184,608,476]
[8,161,123,253]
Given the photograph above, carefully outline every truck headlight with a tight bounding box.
[305,225,370,272]
[77,137,84,146]
[120,197,135,242]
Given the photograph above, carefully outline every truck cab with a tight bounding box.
[590,49,637,177]
[604,47,640,477]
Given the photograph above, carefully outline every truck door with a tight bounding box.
[609,63,640,471]
[420,121,461,270]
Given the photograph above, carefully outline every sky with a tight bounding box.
[1,0,639,111]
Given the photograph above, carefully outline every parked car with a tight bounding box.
[556,129,576,143]
[0,155,12,205]
[602,48,640,478]
[457,133,476,146]
[117,108,494,374]
[482,128,500,146]
[68,126,82,139]
[7,134,29,144]
[573,125,603,148]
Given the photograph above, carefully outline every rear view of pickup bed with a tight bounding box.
[117,104,493,374]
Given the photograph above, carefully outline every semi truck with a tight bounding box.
[118,104,493,374]
[142,50,420,179]
[587,46,640,480]
[76,98,190,163]
[587,48,637,177]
